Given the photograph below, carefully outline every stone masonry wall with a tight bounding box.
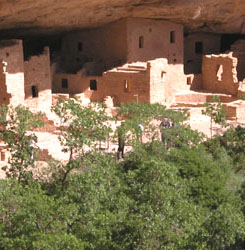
[60,19,128,73]
[100,69,149,104]
[54,58,190,105]
[202,53,239,95]
[225,101,245,120]
[24,47,52,110]
[53,65,150,104]
[233,52,245,81]
[184,33,221,74]
[0,40,25,106]
[148,60,165,104]
[0,62,11,105]
[53,72,102,102]
[149,59,190,103]
[231,41,245,81]
[127,18,184,65]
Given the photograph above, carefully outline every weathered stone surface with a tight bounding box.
[0,0,245,36]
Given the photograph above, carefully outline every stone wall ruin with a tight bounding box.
[184,33,221,74]
[0,40,25,106]
[24,47,52,109]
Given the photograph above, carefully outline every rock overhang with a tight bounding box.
[0,0,244,38]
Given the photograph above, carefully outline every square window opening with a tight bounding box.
[124,80,131,92]
[61,78,68,89]
[139,36,144,48]
[170,31,175,43]
[90,80,97,91]
[31,85,38,98]
[78,42,83,52]
[195,41,203,54]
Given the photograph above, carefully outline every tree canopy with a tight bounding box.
[0,100,245,249]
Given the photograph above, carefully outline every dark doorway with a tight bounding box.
[195,42,203,54]
[139,36,144,48]
[90,80,97,90]
[31,86,38,98]
[61,78,68,89]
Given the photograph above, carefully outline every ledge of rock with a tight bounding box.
[0,0,245,37]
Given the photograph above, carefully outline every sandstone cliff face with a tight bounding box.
[0,0,245,36]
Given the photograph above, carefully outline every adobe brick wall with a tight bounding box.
[148,58,190,103]
[54,63,150,104]
[127,18,184,65]
[60,19,128,73]
[0,62,11,105]
[225,101,245,120]
[189,74,202,90]
[230,40,245,81]
[53,72,102,101]
[0,40,25,106]
[53,58,191,105]
[164,64,190,103]
[202,53,239,95]
[59,18,184,75]
[53,73,79,94]
[100,68,150,104]
[24,47,52,110]
[184,33,221,74]
[148,60,165,103]
[233,52,245,81]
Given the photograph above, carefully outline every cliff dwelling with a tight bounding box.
[0,17,244,138]
[0,18,244,115]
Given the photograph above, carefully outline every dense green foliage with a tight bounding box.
[0,105,44,183]
[0,101,245,249]
[202,96,227,137]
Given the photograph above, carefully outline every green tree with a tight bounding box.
[0,180,86,249]
[115,101,191,148]
[51,98,112,189]
[221,126,245,171]
[0,105,44,183]
[202,96,227,138]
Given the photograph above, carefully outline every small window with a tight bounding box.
[124,80,131,93]
[31,85,38,98]
[139,36,144,48]
[90,80,97,91]
[6,52,9,57]
[61,78,68,89]
[195,41,203,54]
[187,76,192,85]
[216,65,223,81]
[161,71,167,81]
[170,31,175,43]
[78,42,83,52]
